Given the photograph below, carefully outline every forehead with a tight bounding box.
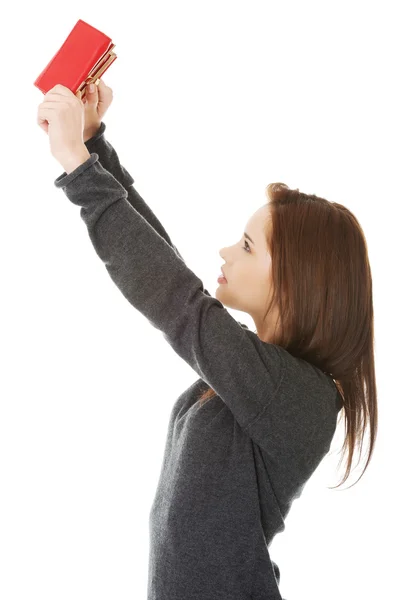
[247,204,270,233]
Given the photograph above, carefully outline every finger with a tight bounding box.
[45,85,80,104]
[43,91,61,102]
[37,105,51,119]
[43,92,74,107]
[86,83,98,97]
[49,84,74,97]
[39,100,71,110]
[97,78,113,97]
[37,109,49,126]
[37,104,61,125]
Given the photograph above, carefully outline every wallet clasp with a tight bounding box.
[76,44,117,99]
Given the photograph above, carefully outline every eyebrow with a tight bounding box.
[244,232,255,245]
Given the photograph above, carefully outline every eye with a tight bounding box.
[242,240,251,253]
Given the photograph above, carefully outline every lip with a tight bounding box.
[220,266,228,281]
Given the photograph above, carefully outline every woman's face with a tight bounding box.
[217,204,279,342]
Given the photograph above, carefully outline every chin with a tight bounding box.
[215,285,226,300]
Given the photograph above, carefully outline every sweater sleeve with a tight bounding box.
[82,121,186,263]
[53,154,282,433]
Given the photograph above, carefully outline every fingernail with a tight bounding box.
[88,84,95,93]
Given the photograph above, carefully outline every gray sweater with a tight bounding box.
[54,122,343,600]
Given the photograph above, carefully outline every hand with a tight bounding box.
[37,84,87,167]
[81,79,114,142]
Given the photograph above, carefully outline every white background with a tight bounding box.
[1,1,398,598]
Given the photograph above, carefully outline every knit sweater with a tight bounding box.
[54,121,343,600]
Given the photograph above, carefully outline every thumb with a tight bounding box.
[86,83,98,104]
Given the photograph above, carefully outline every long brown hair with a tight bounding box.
[198,182,378,491]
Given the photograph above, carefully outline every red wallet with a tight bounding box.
[34,19,117,101]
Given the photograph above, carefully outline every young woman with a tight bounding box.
[48,80,378,600]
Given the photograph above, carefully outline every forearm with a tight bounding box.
[83,122,135,190]
[82,121,186,263]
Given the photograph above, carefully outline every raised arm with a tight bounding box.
[83,121,185,262]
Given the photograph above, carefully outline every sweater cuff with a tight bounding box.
[54,153,99,188]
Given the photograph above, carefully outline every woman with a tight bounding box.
[39,80,378,600]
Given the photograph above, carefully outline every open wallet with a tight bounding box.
[34,19,117,101]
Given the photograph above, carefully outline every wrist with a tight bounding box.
[61,148,91,175]
[83,124,102,144]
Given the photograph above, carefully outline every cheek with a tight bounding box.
[252,265,271,297]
